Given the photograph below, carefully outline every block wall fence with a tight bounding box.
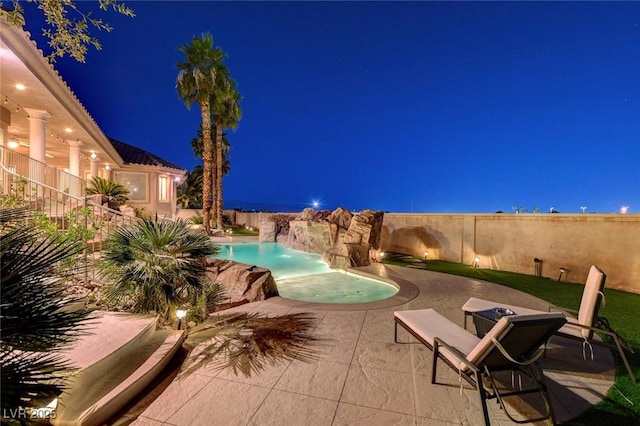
[230,211,639,293]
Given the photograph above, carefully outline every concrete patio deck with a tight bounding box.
[125,264,615,426]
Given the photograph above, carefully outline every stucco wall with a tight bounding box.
[382,213,640,293]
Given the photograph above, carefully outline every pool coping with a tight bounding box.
[267,266,420,311]
[211,239,420,310]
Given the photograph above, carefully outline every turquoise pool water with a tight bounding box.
[213,243,398,303]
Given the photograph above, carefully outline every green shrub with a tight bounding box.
[86,176,129,205]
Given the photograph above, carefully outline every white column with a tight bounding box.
[23,108,50,163]
[0,106,10,148]
[67,140,83,177]
[89,157,99,180]
[67,140,83,197]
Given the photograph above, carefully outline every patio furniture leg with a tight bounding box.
[432,340,439,384]
[613,334,636,382]
[476,369,490,426]
[394,320,398,343]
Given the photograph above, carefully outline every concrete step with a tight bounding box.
[52,312,185,426]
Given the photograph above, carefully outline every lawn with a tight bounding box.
[382,253,640,424]
[227,227,259,236]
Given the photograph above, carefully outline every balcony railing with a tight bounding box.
[1,147,138,282]
[0,146,87,197]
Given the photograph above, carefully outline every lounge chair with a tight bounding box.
[461,265,635,382]
[394,309,566,425]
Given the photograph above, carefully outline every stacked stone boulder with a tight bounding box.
[257,207,384,269]
[323,209,384,268]
[258,221,277,242]
[205,258,279,311]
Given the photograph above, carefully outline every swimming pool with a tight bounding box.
[213,243,398,304]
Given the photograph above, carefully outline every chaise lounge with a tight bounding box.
[461,265,636,382]
[394,308,566,425]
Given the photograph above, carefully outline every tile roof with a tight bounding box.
[109,137,185,171]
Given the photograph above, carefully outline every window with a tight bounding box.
[114,172,147,201]
[159,176,168,202]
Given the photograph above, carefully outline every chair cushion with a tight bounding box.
[466,312,566,369]
[394,309,480,368]
[577,265,605,337]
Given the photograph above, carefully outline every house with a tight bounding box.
[0,18,186,218]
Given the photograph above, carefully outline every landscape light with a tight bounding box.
[471,256,480,268]
[424,250,429,260]
[176,308,187,330]
[557,267,567,282]
[620,206,629,214]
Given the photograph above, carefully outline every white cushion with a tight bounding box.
[394,309,480,369]
[576,265,605,337]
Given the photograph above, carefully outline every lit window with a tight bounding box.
[114,172,147,201]
[159,176,168,202]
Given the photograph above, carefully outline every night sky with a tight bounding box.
[22,1,640,213]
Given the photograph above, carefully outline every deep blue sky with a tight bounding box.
[23,1,640,213]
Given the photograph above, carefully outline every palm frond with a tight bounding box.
[0,220,92,409]
[86,176,129,204]
[98,218,215,320]
[181,312,321,378]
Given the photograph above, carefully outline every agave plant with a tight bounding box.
[1,208,92,411]
[86,176,129,206]
[98,218,218,320]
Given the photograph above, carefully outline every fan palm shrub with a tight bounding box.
[86,176,129,206]
[1,208,92,412]
[98,218,219,321]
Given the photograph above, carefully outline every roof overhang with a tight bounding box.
[0,18,124,168]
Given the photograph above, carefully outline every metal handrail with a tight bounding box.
[0,146,87,196]
[1,158,138,282]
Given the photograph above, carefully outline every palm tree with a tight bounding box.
[190,125,232,224]
[190,126,232,176]
[97,218,219,321]
[178,165,204,209]
[1,208,91,411]
[212,78,241,230]
[176,33,224,235]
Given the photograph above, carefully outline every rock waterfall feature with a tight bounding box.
[260,207,384,269]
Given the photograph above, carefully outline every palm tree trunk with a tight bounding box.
[200,100,213,235]
[215,118,224,230]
